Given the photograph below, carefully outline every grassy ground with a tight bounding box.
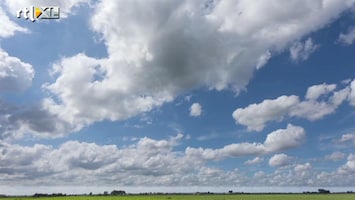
[1,194,355,200]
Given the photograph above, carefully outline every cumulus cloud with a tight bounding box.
[290,38,319,62]
[338,27,355,45]
[0,134,197,185]
[40,0,355,136]
[189,103,202,117]
[186,124,305,161]
[338,154,355,174]
[294,163,312,173]
[232,95,299,131]
[269,154,293,167]
[263,124,305,153]
[0,49,34,92]
[1,134,355,187]
[233,81,352,131]
[245,157,264,165]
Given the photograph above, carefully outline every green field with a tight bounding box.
[1,194,355,200]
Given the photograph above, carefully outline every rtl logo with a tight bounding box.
[17,6,60,22]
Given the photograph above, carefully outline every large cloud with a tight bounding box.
[41,0,355,134]
[0,134,198,185]
[1,135,354,187]
[233,81,353,131]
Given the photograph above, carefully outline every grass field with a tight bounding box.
[1,194,355,200]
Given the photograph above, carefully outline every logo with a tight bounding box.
[17,6,60,22]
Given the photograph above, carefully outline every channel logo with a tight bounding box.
[17,6,60,22]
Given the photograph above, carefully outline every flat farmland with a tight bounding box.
[1,194,355,200]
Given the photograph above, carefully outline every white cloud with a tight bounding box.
[0,134,199,185]
[245,157,264,165]
[256,50,271,69]
[338,27,355,45]
[1,134,355,187]
[189,103,202,117]
[269,154,293,167]
[40,0,355,136]
[0,48,34,92]
[338,154,355,174]
[325,151,346,161]
[339,133,355,146]
[186,124,305,161]
[290,38,319,62]
[294,163,312,173]
[0,7,28,38]
[264,124,305,153]
[232,95,299,131]
[233,82,352,131]
[305,83,336,100]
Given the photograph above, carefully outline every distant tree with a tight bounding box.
[229,190,233,194]
[103,191,108,196]
[111,190,126,195]
[318,189,330,194]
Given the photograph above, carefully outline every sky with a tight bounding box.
[0,0,355,195]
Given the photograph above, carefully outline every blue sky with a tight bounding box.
[0,0,355,195]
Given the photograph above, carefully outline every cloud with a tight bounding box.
[269,154,293,167]
[0,48,34,92]
[289,38,319,62]
[0,7,28,38]
[256,50,271,69]
[189,103,202,117]
[338,133,355,146]
[294,163,312,173]
[245,157,264,165]
[0,134,196,185]
[232,95,299,131]
[40,0,355,136]
[263,124,305,153]
[338,154,355,174]
[186,124,305,161]
[338,27,355,45]
[233,81,352,131]
[196,133,219,141]
[1,134,355,187]
[305,83,336,100]
[325,151,346,161]
[0,99,73,141]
